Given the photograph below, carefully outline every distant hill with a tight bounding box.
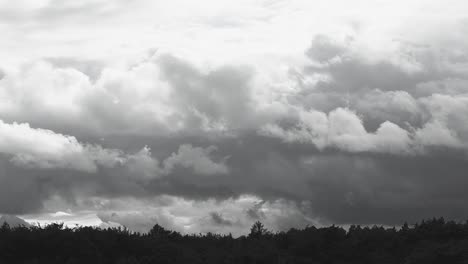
[0,215,31,228]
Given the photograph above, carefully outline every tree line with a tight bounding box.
[1,218,468,263]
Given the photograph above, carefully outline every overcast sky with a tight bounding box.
[1,0,468,236]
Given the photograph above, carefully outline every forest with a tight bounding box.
[1,218,468,264]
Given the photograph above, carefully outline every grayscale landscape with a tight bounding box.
[1,1,468,263]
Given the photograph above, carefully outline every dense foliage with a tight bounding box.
[1,218,468,263]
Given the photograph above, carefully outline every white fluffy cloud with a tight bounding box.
[259,106,468,155]
[0,119,124,172]
[0,55,262,137]
[0,119,228,177]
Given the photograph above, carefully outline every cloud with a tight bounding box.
[419,94,468,143]
[0,118,228,180]
[355,89,421,128]
[157,54,257,132]
[124,144,229,179]
[45,57,105,81]
[0,0,132,27]
[413,120,461,149]
[259,107,413,155]
[246,200,266,220]
[305,34,347,63]
[90,195,318,236]
[258,30,468,156]
[0,119,124,172]
[50,211,72,217]
[163,144,229,176]
[125,146,163,179]
[1,39,467,229]
[0,54,263,138]
[2,0,468,233]
[209,212,233,226]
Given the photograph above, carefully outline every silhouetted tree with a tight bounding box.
[148,224,170,238]
[249,221,269,238]
[1,218,468,263]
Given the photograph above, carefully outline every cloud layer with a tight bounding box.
[2,0,468,234]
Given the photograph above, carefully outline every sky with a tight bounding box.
[1,0,468,236]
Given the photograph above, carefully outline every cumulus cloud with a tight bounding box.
[355,89,421,127]
[163,144,229,176]
[260,107,414,154]
[124,144,228,179]
[0,119,228,180]
[413,120,461,149]
[259,104,468,156]
[0,54,262,138]
[0,120,124,172]
[125,146,163,179]
[305,34,347,63]
[259,29,468,156]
